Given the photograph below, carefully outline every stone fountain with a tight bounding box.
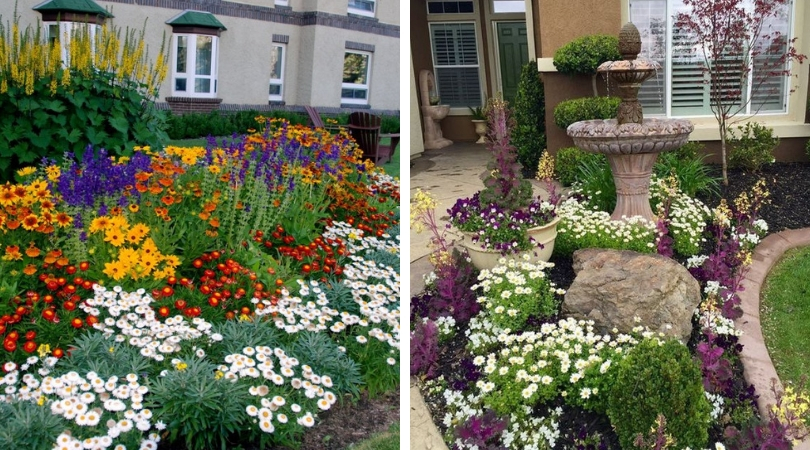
[567,23,694,222]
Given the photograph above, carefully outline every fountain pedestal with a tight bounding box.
[607,153,658,221]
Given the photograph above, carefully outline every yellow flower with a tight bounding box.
[175,362,188,371]
[104,229,126,247]
[16,167,36,177]
[103,260,127,281]
[37,343,51,358]
[89,216,111,234]
[45,165,60,182]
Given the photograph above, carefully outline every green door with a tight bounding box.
[496,22,529,104]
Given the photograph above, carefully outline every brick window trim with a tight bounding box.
[165,96,223,115]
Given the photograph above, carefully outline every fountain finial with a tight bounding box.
[618,23,642,61]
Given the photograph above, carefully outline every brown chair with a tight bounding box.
[304,106,341,132]
[347,112,399,165]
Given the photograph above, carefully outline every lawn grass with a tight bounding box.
[167,137,400,179]
[347,423,400,450]
[761,245,810,387]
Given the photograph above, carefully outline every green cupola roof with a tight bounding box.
[33,0,113,18]
[166,11,227,30]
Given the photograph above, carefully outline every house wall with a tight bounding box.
[0,0,400,112]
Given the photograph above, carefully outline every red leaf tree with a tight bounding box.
[674,0,805,184]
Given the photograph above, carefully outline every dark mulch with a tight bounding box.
[418,161,810,449]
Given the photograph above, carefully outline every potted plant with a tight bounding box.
[449,98,561,270]
[468,105,488,144]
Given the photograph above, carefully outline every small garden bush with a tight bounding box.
[553,97,621,130]
[607,338,712,450]
[166,110,309,140]
[728,122,778,171]
[512,62,546,174]
[0,20,168,180]
[554,146,603,186]
[655,142,720,198]
[552,35,621,76]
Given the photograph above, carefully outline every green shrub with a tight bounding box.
[654,142,720,198]
[513,62,547,174]
[0,22,168,181]
[575,154,614,212]
[555,146,603,186]
[554,97,621,130]
[166,110,310,140]
[727,122,778,171]
[381,114,401,134]
[553,35,621,76]
[805,138,810,160]
[0,401,65,450]
[607,339,711,450]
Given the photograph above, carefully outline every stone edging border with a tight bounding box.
[736,228,810,450]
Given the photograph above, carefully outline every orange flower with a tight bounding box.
[23,264,37,275]
[135,183,148,193]
[205,229,219,237]
[272,199,281,207]
[21,214,39,231]
[134,172,152,182]
[198,211,210,221]
[161,195,175,206]
[110,207,123,216]
[129,204,139,213]
[3,245,22,261]
[55,212,73,227]
[158,177,174,187]
[148,185,163,195]
[25,244,40,258]
[13,186,27,199]
[208,217,220,228]
[39,199,55,210]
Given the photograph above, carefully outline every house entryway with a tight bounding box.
[495,21,529,103]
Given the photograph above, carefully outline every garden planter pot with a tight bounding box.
[471,119,487,144]
[458,217,560,271]
[526,216,561,262]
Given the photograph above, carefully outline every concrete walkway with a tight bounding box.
[409,143,810,449]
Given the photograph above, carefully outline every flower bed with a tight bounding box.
[0,120,400,449]
[412,174,810,449]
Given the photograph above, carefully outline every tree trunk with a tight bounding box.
[720,119,728,186]
[591,74,598,97]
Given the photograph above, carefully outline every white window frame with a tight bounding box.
[341,50,372,105]
[171,33,219,98]
[275,0,289,6]
[44,21,101,67]
[348,0,376,17]
[629,0,794,119]
[491,0,525,13]
[269,43,286,102]
[428,21,484,111]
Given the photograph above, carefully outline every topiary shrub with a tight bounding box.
[554,146,603,186]
[513,61,546,175]
[728,122,778,171]
[0,20,168,181]
[607,339,711,450]
[553,35,621,95]
[554,97,621,130]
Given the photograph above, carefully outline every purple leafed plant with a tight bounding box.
[410,319,440,379]
[447,357,482,391]
[696,331,734,394]
[433,254,480,324]
[452,410,509,450]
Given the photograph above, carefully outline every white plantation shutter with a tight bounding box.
[630,0,792,117]
[430,23,482,108]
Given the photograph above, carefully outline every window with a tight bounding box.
[172,34,219,97]
[44,22,101,66]
[275,0,289,5]
[342,51,371,105]
[269,44,285,101]
[492,0,525,13]
[427,1,475,14]
[630,0,793,117]
[429,22,482,108]
[348,0,375,17]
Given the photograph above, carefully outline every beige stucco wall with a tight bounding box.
[536,0,620,57]
[410,50,424,159]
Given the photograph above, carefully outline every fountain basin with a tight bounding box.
[567,118,693,155]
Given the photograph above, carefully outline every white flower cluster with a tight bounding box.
[557,194,657,247]
[650,177,711,254]
[323,221,400,257]
[687,254,710,269]
[214,346,337,433]
[697,309,742,337]
[705,391,725,421]
[433,316,457,338]
[752,218,768,235]
[1,359,159,450]
[501,406,562,450]
[80,286,215,362]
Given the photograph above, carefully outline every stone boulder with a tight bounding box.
[562,249,701,340]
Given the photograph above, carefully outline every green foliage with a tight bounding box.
[363,249,400,271]
[576,154,615,212]
[339,330,399,398]
[654,142,720,198]
[554,146,604,186]
[553,97,621,130]
[512,62,547,174]
[147,358,252,450]
[54,333,153,379]
[805,138,810,161]
[476,260,558,331]
[468,105,486,120]
[166,110,309,140]
[208,319,284,360]
[291,331,363,396]
[0,401,65,450]
[553,35,621,76]
[0,69,168,181]
[380,115,400,134]
[728,122,778,171]
[607,339,711,450]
